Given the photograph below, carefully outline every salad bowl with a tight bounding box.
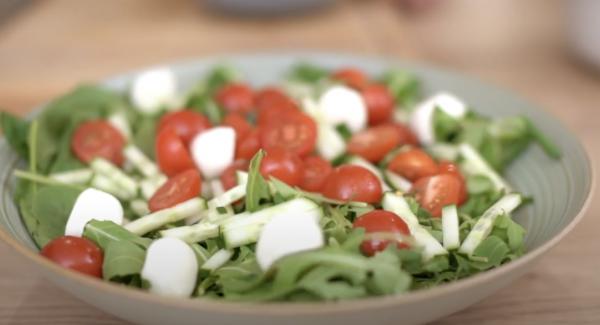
[0,52,593,325]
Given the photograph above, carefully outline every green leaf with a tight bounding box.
[132,115,158,159]
[470,235,510,270]
[244,150,271,212]
[102,240,146,285]
[466,175,494,195]
[0,111,30,159]
[433,108,461,142]
[525,117,562,159]
[83,220,152,251]
[379,69,421,108]
[288,63,329,83]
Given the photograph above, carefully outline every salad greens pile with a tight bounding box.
[0,62,559,302]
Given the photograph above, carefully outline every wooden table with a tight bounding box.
[0,0,598,323]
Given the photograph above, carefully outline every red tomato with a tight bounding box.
[353,210,411,256]
[220,159,250,191]
[71,120,125,166]
[222,113,252,142]
[41,236,103,278]
[332,68,368,90]
[299,156,333,192]
[384,122,420,146]
[347,125,400,163]
[260,148,304,186]
[322,165,383,203]
[387,148,438,182]
[256,95,298,126]
[438,161,468,204]
[260,111,317,157]
[149,169,201,212]
[236,129,261,160]
[255,87,292,110]
[215,83,255,114]
[157,110,211,144]
[155,127,196,176]
[412,174,462,217]
[361,84,395,125]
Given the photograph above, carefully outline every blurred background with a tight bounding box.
[0,0,598,324]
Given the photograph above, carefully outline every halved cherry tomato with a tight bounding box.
[387,148,438,182]
[332,68,368,90]
[347,125,400,163]
[438,161,468,204]
[255,87,292,111]
[222,113,252,142]
[300,156,333,192]
[260,111,317,157]
[155,127,196,176]
[353,210,411,256]
[384,122,419,146]
[361,84,395,125]
[149,169,202,212]
[220,159,250,191]
[236,129,261,160]
[41,236,103,278]
[411,173,462,217]
[157,110,211,144]
[71,120,125,166]
[215,83,255,114]
[322,165,383,203]
[260,148,304,186]
[256,94,298,127]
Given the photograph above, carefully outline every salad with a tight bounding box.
[0,63,561,301]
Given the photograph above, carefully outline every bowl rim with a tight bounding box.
[0,51,595,316]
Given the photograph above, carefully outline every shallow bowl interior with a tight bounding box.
[0,52,593,325]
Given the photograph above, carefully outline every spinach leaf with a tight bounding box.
[244,150,271,212]
[102,240,146,285]
[469,235,510,270]
[0,111,30,158]
[83,220,152,251]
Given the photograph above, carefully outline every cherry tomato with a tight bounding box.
[236,129,261,160]
[361,84,395,125]
[384,122,420,146]
[412,173,462,217]
[299,156,333,192]
[387,148,438,182]
[347,125,400,163]
[220,159,250,191]
[255,87,292,111]
[222,112,253,142]
[149,169,202,212]
[71,120,125,166]
[215,83,255,114]
[260,148,304,186]
[260,111,317,157]
[332,68,368,90]
[438,161,468,204]
[353,210,411,256]
[256,95,298,126]
[157,110,211,144]
[41,236,103,278]
[322,165,383,203]
[155,127,196,176]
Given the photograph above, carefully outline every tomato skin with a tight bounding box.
[322,165,383,203]
[41,236,103,278]
[384,122,420,146]
[216,83,255,114]
[260,148,304,186]
[256,96,298,127]
[236,129,261,160]
[353,210,411,256]
[438,161,468,204]
[71,120,125,166]
[347,125,400,163]
[255,87,292,111]
[220,159,250,191]
[260,111,317,157]
[157,110,211,144]
[155,127,196,176]
[299,156,333,192]
[387,148,438,182]
[222,113,252,142]
[412,173,462,217]
[149,169,201,212]
[361,84,395,125]
[332,68,368,90]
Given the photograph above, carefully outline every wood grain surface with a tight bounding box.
[0,0,599,324]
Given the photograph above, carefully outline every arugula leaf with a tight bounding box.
[244,150,271,212]
[0,111,30,158]
[83,220,152,251]
[288,63,329,83]
[379,69,421,108]
[433,108,461,142]
[102,240,146,286]
[132,115,158,159]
